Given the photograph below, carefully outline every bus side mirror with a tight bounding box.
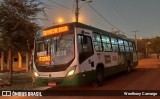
[83,36,88,44]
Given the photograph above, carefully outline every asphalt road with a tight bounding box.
[1,56,160,99]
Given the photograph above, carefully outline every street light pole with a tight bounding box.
[146,43,148,56]
[131,31,138,51]
[75,0,79,22]
[75,0,92,22]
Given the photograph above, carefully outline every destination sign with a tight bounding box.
[38,56,51,62]
[42,26,69,37]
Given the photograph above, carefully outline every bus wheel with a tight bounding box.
[96,67,104,86]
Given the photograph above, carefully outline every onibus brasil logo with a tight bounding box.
[1,91,42,96]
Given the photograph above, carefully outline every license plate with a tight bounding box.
[48,81,56,86]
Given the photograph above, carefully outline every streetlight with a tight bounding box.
[53,18,64,25]
[58,18,63,23]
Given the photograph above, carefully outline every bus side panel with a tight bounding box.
[102,52,121,77]
[104,52,133,77]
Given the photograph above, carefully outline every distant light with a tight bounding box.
[147,42,151,45]
[140,38,142,40]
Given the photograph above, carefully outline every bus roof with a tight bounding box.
[37,22,134,42]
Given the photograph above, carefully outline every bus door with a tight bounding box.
[78,34,95,71]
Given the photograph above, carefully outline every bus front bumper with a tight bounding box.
[35,74,81,87]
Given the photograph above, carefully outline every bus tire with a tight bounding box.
[96,67,104,86]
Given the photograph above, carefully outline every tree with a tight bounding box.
[137,39,146,53]
[150,37,160,53]
[0,0,44,85]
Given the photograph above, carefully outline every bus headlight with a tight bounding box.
[67,70,75,76]
[34,72,39,77]
[67,66,76,76]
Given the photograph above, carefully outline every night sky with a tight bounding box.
[38,0,160,39]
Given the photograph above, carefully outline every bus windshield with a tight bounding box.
[35,32,74,66]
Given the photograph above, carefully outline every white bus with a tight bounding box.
[33,22,138,86]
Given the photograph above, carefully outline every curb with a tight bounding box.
[32,86,51,90]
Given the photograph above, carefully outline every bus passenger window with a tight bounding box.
[102,35,112,51]
[111,37,119,52]
[124,40,130,52]
[93,33,102,52]
[118,39,125,52]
